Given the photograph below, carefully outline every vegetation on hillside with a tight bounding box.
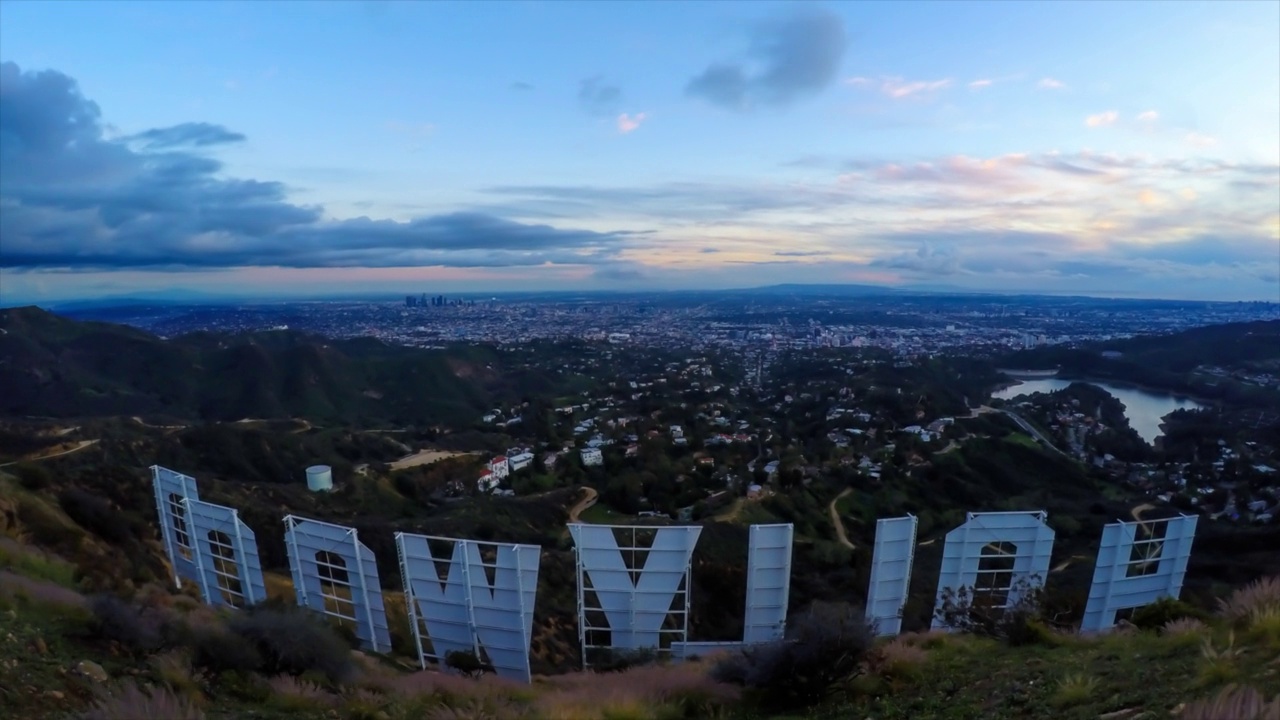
[0,306,592,427]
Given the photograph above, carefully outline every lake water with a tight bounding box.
[991,378,1207,444]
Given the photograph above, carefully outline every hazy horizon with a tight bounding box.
[2,1,1278,304]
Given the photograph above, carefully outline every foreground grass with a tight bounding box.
[799,627,1280,720]
[2,543,1278,720]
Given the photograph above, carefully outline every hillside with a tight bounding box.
[1003,320,1280,407]
[2,522,1278,719]
[0,306,566,426]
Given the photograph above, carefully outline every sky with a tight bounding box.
[1,0,1278,304]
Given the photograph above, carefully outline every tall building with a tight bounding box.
[405,295,417,307]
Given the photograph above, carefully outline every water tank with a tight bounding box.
[306,465,333,492]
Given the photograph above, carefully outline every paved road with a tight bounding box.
[995,408,1069,458]
[566,486,599,523]
[0,439,99,468]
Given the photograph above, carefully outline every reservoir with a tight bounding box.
[991,378,1207,445]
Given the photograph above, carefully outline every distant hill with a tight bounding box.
[0,306,549,426]
[1003,320,1280,406]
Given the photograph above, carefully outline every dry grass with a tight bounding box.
[870,636,930,680]
[82,681,206,720]
[535,663,739,719]
[150,650,203,702]
[267,675,338,710]
[1219,577,1280,625]
[1179,683,1280,720]
[1164,617,1209,636]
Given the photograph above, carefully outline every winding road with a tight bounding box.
[566,486,599,524]
[0,439,99,468]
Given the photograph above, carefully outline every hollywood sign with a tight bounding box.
[151,466,1196,681]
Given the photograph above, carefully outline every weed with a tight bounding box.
[1130,596,1210,630]
[1198,631,1246,688]
[1051,673,1099,707]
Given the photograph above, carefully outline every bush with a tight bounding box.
[89,595,169,655]
[13,463,52,491]
[1131,596,1210,630]
[188,628,264,676]
[59,489,132,544]
[585,646,658,673]
[933,575,1051,646]
[1180,684,1280,720]
[711,601,873,711]
[226,605,354,684]
[444,649,495,678]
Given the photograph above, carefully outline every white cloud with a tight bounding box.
[968,79,993,89]
[880,77,952,98]
[617,112,648,134]
[1185,132,1218,147]
[1136,110,1159,122]
[1038,77,1065,89]
[1085,111,1119,127]
[845,76,952,98]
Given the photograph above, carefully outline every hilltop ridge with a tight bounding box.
[0,307,559,427]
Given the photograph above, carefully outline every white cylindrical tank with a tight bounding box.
[306,465,333,492]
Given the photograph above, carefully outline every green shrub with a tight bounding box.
[711,601,873,711]
[586,647,659,673]
[188,627,264,675]
[89,594,169,655]
[59,489,132,544]
[13,463,52,491]
[226,605,353,684]
[934,575,1054,646]
[1131,597,1210,630]
[445,649,495,678]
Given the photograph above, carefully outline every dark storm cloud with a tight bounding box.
[128,122,247,149]
[685,8,847,111]
[578,76,622,115]
[0,62,630,270]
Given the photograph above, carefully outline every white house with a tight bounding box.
[581,448,603,467]
[477,471,499,493]
[509,452,534,472]
[489,456,510,480]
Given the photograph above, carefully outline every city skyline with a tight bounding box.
[2,0,1278,304]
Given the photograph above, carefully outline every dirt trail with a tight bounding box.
[1051,554,1088,573]
[0,439,99,468]
[828,488,855,550]
[566,487,599,523]
[388,449,474,471]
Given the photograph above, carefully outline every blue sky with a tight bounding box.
[1,0,1277,303]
